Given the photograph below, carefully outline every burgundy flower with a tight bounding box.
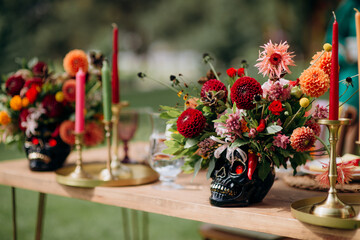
[200,79,228,101]
[32,61,48,76]
[230,77,262,109]
[19,108,30,131]
[5,75,25,96]
[177,108,206,138]
[237,68,245,77]
[42,95,64,118]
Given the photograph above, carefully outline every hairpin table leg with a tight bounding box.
[11,187,17,240]
[131,209,139,240]
[142,212,149,240]
[35,193,46,240]
[122,208,130,240]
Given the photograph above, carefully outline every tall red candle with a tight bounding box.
[111,23,120,104]
[329,12,339,120]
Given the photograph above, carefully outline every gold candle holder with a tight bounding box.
[109,102,132,179]
[310,118,356,218]
[100,121,115,181]
[68,132,92,179]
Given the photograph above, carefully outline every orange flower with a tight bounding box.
[10,95,22,111]
[21,97,30,107]
[63,49,88,76]
[290,127,316,152]
[185,97,199,109]
[310,51,331,76]
[299,67,330,98]
[0,111,11,125]
[240,119,249,132]
[83,122,104,146]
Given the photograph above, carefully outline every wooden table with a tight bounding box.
[0,145,360,240]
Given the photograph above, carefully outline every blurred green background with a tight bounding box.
[0,0,339,239]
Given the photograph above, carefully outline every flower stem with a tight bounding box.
[308,50,324,69]
[339,74,359,83]
[284,107,302,130]
[339,88,359,108]
[207,61,220,81]
[315,135,330,156]
[339,85,349,99]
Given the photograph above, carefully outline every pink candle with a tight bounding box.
[329,13,339,120]
[112,24,120,104]
[75,68,85,133]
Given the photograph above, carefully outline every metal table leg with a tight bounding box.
[11,187,17,240]
[142,212,149,240]
[35,193,46,240]
[122,208,130,240]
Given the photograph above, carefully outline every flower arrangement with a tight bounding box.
[139,40,350,181]
[0,49,105,148]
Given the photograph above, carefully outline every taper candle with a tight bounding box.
[112,23,120,104]
[329,12,339,121]
[102,61,112,121]
[355,8,360,142]
[75,68,85,133]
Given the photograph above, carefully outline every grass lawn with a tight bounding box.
[0,89,203,240]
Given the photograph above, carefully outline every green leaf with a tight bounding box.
[272,154,280,168]
[184,138,198,148]
[206,158,216,179]
[258,160,270,181]
[160,105,176,111]
[266,125,282,134]
[284,102,293,115]
[231,139,250,148]
[278,148,291,158]
[171,133,184,143]
[162,147,179,155]
[159,112,173,120]
[167,110,181,118]
[164,140,180,148]
[193,158,203,178]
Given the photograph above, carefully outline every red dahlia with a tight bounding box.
[200,79,227,101]
[42,95,64,118]
[6,75,25,96]
[230,77,262,109]
[32,61,48,76]
[177,108,206,138]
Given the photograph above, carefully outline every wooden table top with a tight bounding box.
[0,143,359,240]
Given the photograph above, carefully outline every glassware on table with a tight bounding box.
[118,109,139,163]
[149,114,184,190]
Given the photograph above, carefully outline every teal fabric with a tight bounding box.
[325,0,360,110]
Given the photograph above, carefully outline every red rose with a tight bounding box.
[268,101,284,115]
[226,67,237,78]
[25,85,40,103]
[237,68,245,77]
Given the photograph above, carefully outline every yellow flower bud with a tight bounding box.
[0,111,11,125]
[323,43,332,52]
[55,91,64,102]
[299,98,310,108]
[22,97,30,108]
[10,95,22,111]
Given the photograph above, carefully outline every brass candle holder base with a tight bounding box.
[67,133,93,180]
[108,101,132,179]
[309,118,356,219]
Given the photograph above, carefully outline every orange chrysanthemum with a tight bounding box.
[299,67,330,98]
[0,111,11,125]
[63,49,88,76]
[9,95,22,111]
[290,127,316,152]
[310,51,331,76]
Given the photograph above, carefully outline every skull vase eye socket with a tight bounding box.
[24,126,71,171]
[210,152,275,207]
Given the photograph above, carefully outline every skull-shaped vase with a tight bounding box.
[210,152,275,207]
[24,125,71,171]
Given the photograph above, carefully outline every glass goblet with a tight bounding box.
[118,109,139,163]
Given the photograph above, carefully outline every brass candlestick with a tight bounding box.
[100,121,115,181]
[109,102,132,179]
[310,118,356,218]
[68,133,92,179]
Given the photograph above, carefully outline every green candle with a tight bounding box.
[102,61,112,121]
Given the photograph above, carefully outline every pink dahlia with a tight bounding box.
[262,78,292,101]
[273,134,290,149]
[255,40,295,79]
[290,127,316,152]
[230,77,262,109]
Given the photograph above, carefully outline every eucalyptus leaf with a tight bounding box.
[193,158,203,178]
[266,125,282,134]
[258,160,270,181]
[272,154,280,168]
[206,158,216,179]
[231,139,250,148]
[167,110,181,118]
[184,138,198,148]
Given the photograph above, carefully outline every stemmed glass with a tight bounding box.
[149,113,184,190]
[118,109,139,163]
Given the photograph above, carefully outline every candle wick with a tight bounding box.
[332,11,337,20]
[355,8,360,13]
[112,23,118,29]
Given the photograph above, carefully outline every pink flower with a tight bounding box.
[312,104,329,119]
[255,40,295,79]
[225,112,241,133]
[248,128,257,138]
[273,134,290,149]
[262,78,292,101]
[214,109,243,139]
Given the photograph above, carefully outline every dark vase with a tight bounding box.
[209,154,275,207]
[24,125,71,171]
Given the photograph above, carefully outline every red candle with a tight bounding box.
[75,68,85,133]
[329,12,339,120]
[111,23,120,104]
